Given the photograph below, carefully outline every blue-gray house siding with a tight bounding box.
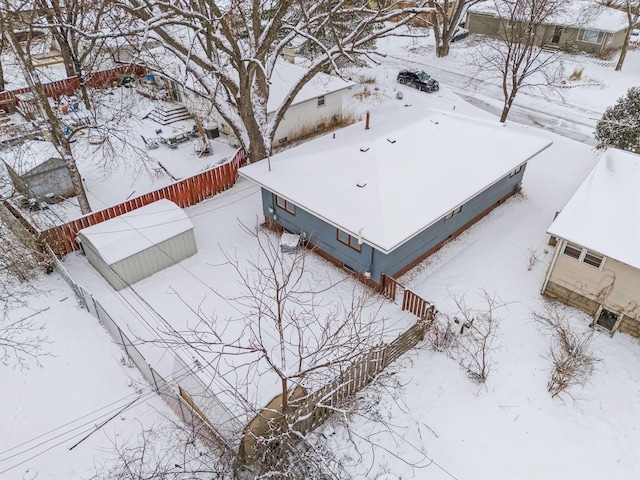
[261,165,526,284]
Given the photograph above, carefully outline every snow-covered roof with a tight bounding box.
[142,46,353,113]
[240,110,552,254]
[469,0,629,32]
[78,199,194,265]
[1,140,61,175]
[547,149,640,269]
[266,61,354,112]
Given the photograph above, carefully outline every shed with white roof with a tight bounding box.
[542,149,640,337]
[1,140,74,202]
[76,199,197,290]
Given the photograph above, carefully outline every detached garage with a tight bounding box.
[76,199,197,290]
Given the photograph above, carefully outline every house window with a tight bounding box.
[562,242,582,260]
[578,29,605,44]
[595,308,619,331]
[317,95,325,107]
[562,242,605,269]
[582,250,604,269]
[337,229,362,252]
[444,206,462,222]
[510,165,523,177]
[275,195,295,215]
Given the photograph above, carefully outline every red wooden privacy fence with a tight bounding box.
[41,148,247,257]
[0,64,147,111]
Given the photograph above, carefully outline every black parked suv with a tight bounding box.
[397,70,439,93]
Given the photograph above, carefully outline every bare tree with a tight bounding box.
[114,0,434,163]
[469,0,564,122]
[0,1,92,213]
[0,207,51,368]
[33,0,121,109]
[155,223,395,476]
[429,0,481,57]
[599,0,640,71]
[92,421,233,479]
[532,304,600,400]
[437,290,505,383]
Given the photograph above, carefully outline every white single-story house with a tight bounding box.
[2,140,74,202]
[466,0,629,54]
[76,199,197,290]
[541,149,640,337]
[240,109,552,288]
[144,52,355,146]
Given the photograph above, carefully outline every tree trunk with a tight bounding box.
[3,22,91,214]
[0,55,4,92]
[615,20,634,71]
[74,52,92,110]
[0,36,5,91]
[436,42,450,57]
[500,90,517,123]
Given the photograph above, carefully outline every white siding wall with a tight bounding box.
[548,240,640,321]
[272,91,345,144]
[81,230,197,290]
[178,87,349,145]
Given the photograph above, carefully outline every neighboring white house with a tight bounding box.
[76,199,197,290]
[541,149,640,337]
[140,48,355,146]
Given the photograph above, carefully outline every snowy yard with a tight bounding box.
[0,277,176,479]
[2,22,640,480]
[61,177,419,411]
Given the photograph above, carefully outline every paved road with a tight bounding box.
[376,52,602,145]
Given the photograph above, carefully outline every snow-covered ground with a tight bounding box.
[0,88,238,228]
[0,277,176,479]
[2,26,640,479]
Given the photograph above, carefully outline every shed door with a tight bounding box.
[551,26,563,44]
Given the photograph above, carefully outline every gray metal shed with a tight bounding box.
[2,140,75,202]
[76,199,197,290]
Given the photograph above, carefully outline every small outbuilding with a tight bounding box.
[2,140,74,202]
[76,199,197,290]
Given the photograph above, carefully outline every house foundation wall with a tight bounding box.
[543,280,640,338]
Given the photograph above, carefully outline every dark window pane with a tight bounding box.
[583,251,603,268]
[563,243,582,260]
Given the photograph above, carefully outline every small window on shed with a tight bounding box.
[562,242,582,260]
[317,95,325,107]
